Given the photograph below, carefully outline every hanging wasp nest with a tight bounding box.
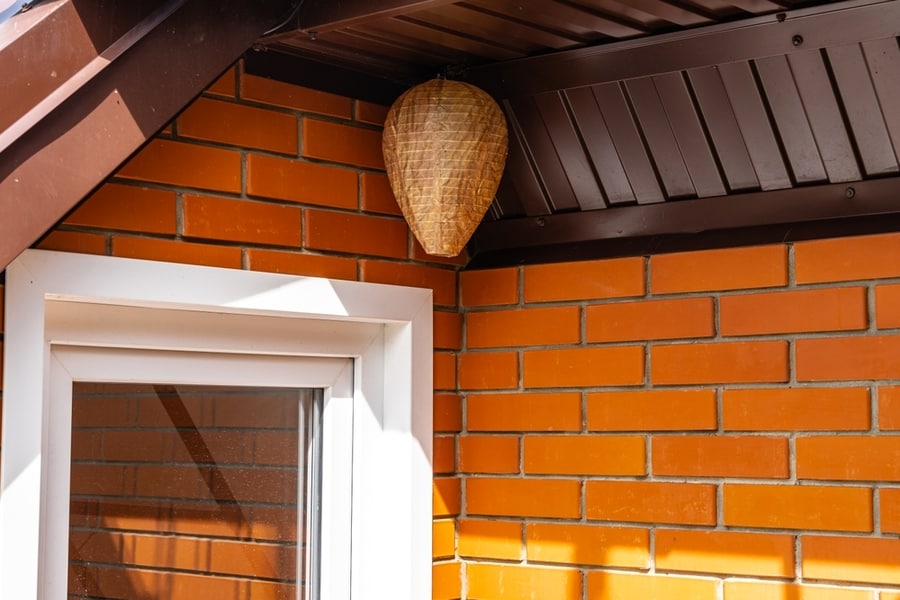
[382,79,509,257]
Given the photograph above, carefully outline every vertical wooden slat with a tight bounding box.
[828,43,899,176]
[565,87,635,206]
[533,91,606,210]
[653,72,727,198]
[490,174,527,220]
[755,55,827,184]
[862,37,900,164]
[626,76,695,199]
[718,60,792,190]
[688,66,759,192]
[787,49,861,183]
[591,82,665,204]
[507,96,580,212]
[503,104,554,216]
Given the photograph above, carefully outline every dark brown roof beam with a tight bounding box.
[465,0,900,98]
[468,178,900,267]
[294,0,459,33]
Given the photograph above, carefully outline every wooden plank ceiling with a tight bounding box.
[254,0,900,266]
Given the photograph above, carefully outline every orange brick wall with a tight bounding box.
[2,58,900,599]
[458,241,900,599]
[0,62,463,599]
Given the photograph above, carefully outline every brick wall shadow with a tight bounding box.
[69,382,304,599]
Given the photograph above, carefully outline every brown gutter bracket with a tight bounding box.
[467,179,900,267]
[0,0,297,271]
[464,0,900,98]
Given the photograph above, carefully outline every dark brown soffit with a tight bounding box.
[462,0,900,267]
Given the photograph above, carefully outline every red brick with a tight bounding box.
[434,477,461,517]
[245,248,357,280]
[458,519,522,560]
[524,257,645,302]
[587,389,717,431]
[306,211,407,259]
[69,464,135,496]
[880,386,900,430]
[37,230,106,255]
[112,236,242,268]
[467,392,581,432]
[524,435,645,476]
[434,310,462,350]
[458,351,518,390]
[183,194,301,246]
[467,477,581,518]
[803,535,900,585]
[433,519,455,559]
[652,341,789,384]
[253,431,299,466]
[433,352,456,391]
[797,336,900,381]
[434,393,462,432]
[587,297,714,342]
[467,306,580,348]
[432,561,461,600]
[721,287,868,335]
[355,100,389,126]
[208,538,293,579]
[178,97,298,154]
[134,465,203,499]
[588,570,719,599]
[725,581,874,600]
[458,435,519,474]
[72,396,132,427]
[524,346,645,387]
[246,154,358,208]
[651,245,788,293]
[882,487,900,533]
[302,118,384,169]
[240,73,352,118]
[795,232,900,283]
[101,430,170,462]
[656,529,794,577]
[116,139,241,193]
[66,183,177,234]
[797,436,900,481]
[586,481,717,525]
[724,484,872,532]
[360,172,401,215]
[205,66,236,97]
[460,267,519,306]
[360,260,456,306]
[467,563,581,600]
[433,435,455,474]
[653,435,789,478]
[526,522,649,568]
[723,387,870,431]
[876,283,900,329]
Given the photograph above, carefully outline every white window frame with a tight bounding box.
[0,249,433,600]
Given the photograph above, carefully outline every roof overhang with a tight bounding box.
[0,0,297,270]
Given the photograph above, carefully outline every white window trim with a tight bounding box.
[0,249,434,600]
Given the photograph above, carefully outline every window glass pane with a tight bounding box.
[67,383,321,600]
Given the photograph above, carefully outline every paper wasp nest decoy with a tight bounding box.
[382,79,509,257]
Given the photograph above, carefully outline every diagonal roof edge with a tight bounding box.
[0,0,297,271]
